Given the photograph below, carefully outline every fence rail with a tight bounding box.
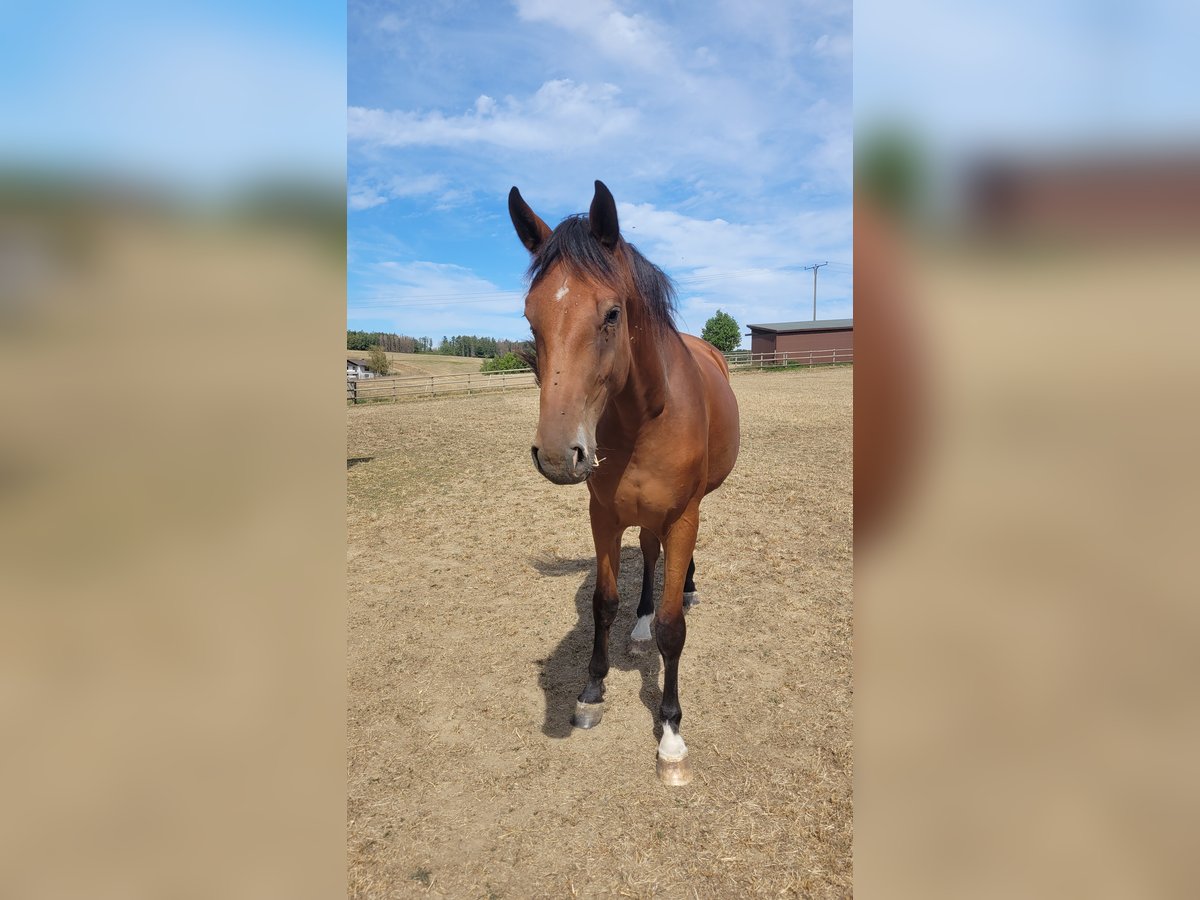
[347,348,852,403]
[347,368,537,403]
[724,348,853,370]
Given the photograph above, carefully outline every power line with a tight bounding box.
[351,293,518,310]
[802,261,828,321]
[351,262,853,310]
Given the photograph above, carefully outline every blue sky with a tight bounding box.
[348,0,852,345]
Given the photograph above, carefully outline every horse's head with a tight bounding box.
[509,180,636,485]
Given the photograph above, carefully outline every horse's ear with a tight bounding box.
[508,187,552,254]
[589,180,619,250]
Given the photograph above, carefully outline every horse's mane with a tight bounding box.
[527,216,678,334]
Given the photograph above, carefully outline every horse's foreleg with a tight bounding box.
[655,503,700,785]
[683,556,699,609]
[573,513,622,729]
[629,528,659,653]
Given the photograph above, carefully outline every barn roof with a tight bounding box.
[745,318,854,333]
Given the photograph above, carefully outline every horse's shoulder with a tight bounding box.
[680,333,731,378]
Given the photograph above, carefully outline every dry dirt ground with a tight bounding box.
[347,367,852,898]
[347,351,484,377]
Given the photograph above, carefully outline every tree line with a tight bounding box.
[347,330,532,358]
[347,331,433,353]
[435,334,533,358]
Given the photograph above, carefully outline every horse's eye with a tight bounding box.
[604,307,621,326]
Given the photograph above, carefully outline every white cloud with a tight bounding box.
[346,173,446,212]
[349,260,527,338]
[348,186,386,211]
[515,0,675,73]
[363,260,513,299]
[378,13,404,34]
[620,202,851,270]
[617,201,853,331]
[348,80,638,152]
[812,33,852,60]
[692,46,718,68]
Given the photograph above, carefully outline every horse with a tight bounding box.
[508,180,740,785]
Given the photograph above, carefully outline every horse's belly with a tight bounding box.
[702,372,740,495]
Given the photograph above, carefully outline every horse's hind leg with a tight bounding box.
[629,528,659,654]
[656,503,700,786]
[573,511,622,729]
[683,557,699,609]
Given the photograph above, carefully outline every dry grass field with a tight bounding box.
[347,350,486,377]
[346,367,852,898]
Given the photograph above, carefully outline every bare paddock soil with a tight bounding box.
[347,350,484,377]
[347,367,852,898]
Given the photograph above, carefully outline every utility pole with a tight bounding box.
[804,262,828,321]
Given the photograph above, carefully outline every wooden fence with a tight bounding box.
[724,348,853,370]
[347,348,852,403]
[347,368,537,404]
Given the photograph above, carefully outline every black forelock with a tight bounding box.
[527,215,677,332]
[528,216,612,287]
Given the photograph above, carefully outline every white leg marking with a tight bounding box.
[631,614,653,641]
[658,723,688,761]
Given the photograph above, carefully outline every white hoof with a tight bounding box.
[630,614,653,641]
[656,724,692,785]
[657,753,693,785]
[628,639,654,656]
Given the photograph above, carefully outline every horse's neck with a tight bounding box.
[610,320,679,433]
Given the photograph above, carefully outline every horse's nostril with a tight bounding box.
[570,445,586,469]
[531,446,541,470]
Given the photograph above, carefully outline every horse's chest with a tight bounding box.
[594,461,687,530]
[611,476,647,521]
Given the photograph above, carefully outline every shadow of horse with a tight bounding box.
[532,547,663,739]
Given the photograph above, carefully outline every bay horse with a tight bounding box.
[508,180,740,785]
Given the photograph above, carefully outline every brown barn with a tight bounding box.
[746,319,854,360]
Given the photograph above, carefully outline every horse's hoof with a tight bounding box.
[656,751,693,786]
[683,591,699,610]
[628,638,654,656]
[572,701,604,729]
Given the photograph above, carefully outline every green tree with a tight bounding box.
[365,344,390,376]
[701,309,741,352]
[480,352,528,373]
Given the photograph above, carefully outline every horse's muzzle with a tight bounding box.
[531,443,592,485]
